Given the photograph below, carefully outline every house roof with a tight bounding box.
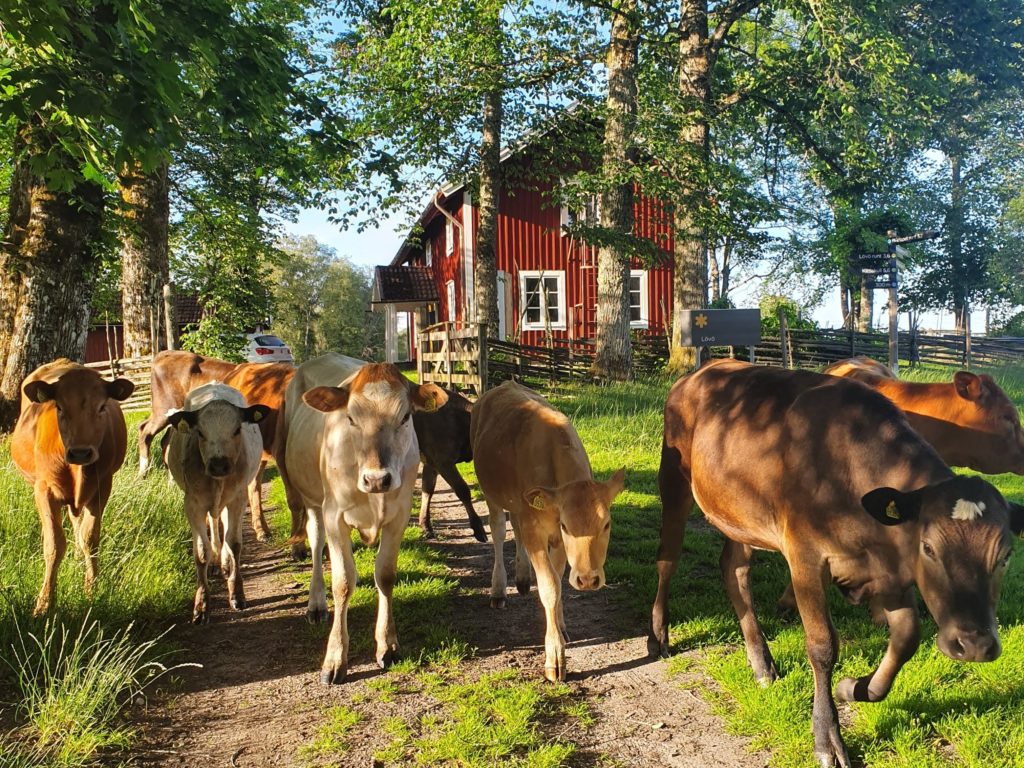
[371,265,439,311]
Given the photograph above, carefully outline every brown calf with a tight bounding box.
[11,360,134,615]
[472,381,625,682]
[651,359,1022,767]
[414,387,486,542]
[824,356,1024,474]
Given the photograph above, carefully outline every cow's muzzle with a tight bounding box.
[939,626,1001,663]
[570,569,605,592]
[360,469,393,494]
[206,457,232,477]
[65,446,98,465]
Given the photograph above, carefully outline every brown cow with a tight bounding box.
[651,359,1022,767]
[472,381,625,682]
[11,360,135,616]
[414,387,486,542]
[823,356,1024,475]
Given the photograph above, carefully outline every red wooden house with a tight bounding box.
[374,144,676,361]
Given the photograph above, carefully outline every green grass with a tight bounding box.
[536,363,1024,768]
[0,413,194,767]
[299,706,362,766]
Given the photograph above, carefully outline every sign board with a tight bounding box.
[677,308,761,347]
[864,273,898,290]
[852,252,891,262]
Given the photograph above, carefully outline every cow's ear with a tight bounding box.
[242,404,271,424]
[106,378,135,401]
[1008,502,1024,537]
[954,372,984,402]
[167,410,198,433]
[603,467,626,505]
[303,386,349,413]
[524,486,557,512]
[24,380,55,404]
[862,487,923,526]
[410,382,448,413]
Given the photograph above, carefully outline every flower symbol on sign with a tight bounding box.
[695,313,709,329]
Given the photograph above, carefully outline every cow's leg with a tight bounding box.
[221,498,246,610]
[306,506,329,623]
[438,462,486,543]
[320,509,357,684]
[77,480,109,597]
[508,512,532,596]
[32,486,66,617]
[188,500,214,624]
[521,527,566,682]
[835,589,920,703]
[373,509,406,669]
[650,441,693,658]
[248,459,271,541]
[777,581,797,617]
[720,538,778,684]
[792,563,851,768]
[207,511,222,578]
[418,463,438,538]
[138,415,170,475]
[548,538,569,643]
[277,449,308,561]
[487,502,508,609]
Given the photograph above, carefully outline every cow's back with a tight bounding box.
[224,362,296,455]
[150,350,237,416]
[472,381,589,510]
[823,356,896,383]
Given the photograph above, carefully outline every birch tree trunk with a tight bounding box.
[668,0,710,373]
[474,86,502,336]
[0,128,105,426]
[594,0,638,380]
[948,154,966,331]
[120,160,170,358]
[858,274,874,332]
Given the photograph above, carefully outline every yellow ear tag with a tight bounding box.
[530,494,545,510]
[35,391,47,403]
[251,409,263,422]
[176,420,190,434]
[885,500,900,520]
[423,396,437,413]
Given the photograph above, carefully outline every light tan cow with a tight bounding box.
[166,383,269,623]
[471,381,625,682]
[279,352,447,683]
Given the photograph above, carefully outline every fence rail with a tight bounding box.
[84,356,152,412]
[417,323,488,396]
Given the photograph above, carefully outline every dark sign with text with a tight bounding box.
[678,308,761,347]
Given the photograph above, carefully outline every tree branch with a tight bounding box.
[708,0,765,64]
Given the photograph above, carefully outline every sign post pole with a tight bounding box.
[888,258,899,375]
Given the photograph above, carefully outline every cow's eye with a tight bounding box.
[604,520,611,531]
[998,552,1012,570]
[196,430,206,441]
[347,415,356,427]
[922,541,937,560]
[401,412,411,425]
[559,522,567,533]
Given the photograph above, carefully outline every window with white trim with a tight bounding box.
[425,239,432,267]
[629,270,649,328]
[519,271,566,330]
[445,218,454,256]
[446,280,456,323]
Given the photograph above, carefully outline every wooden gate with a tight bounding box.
[417,322,488,396]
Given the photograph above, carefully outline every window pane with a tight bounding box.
[524,277,541,323]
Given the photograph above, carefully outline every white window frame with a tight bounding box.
[446,280,456,323]
[519,270,567,331]
[424,239,432,267]
[445,218,454,256]
[629,269,649,329]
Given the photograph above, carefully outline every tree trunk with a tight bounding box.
[594,0,638,380]
[0,128,105,427]
[668,0,710,373]
[709,244,721,303]
[948,154,966,331]
[474,86,502,336]
[839,279,850,329]
[858,274,874,332]
[120,160,170,358]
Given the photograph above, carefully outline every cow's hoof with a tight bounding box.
[647,633,670,659]
[489,596,506,610]
[470,518,488,543]
[291,543,309,562]
[192,610,208,625]
[515,579,531,596]
[543,665,565,683]
[306,606,330,624]
[255,529,271,543]
[320,666,347,685]
[230,596,247,611]
[377,648,401,669]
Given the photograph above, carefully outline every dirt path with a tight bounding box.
[129,479,766,768]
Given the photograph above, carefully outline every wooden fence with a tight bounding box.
[84,356,152,412]
[417,323,488,396]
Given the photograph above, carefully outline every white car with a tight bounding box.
[243,333,294,364]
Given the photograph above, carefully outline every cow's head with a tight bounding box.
[24,369,135,465]
[303,364,448,494]
[949,372,1024,474]
[167,401,269,478]
[863,475,1023,663]
[524,468,625,591]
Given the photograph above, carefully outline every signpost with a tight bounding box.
[678,308,761,367]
